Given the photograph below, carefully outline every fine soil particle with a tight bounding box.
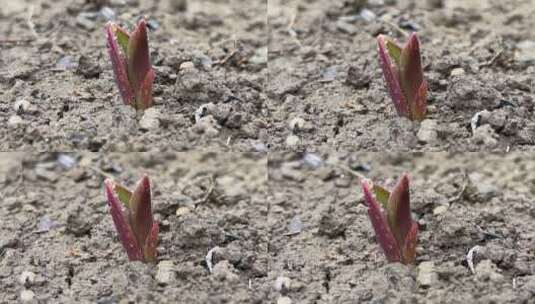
[0,152,269,303]
[267,0,535,151]
[0,0,267,151]
[2,153,535,302]
[268,152,535,303]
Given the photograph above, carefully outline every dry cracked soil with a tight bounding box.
[2,0,535,303]
[2,152,535,303]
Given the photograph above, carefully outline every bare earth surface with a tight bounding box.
[2,153,535,303]
[1,152,268,303]
[1,0,267,151]
[2,0,535,303]
[267,0,535,151]
[268,152,535,303]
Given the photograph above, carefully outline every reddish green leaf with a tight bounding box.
[362,181,401,263]
[385,38,402,65]
[114,25,130,55]
[143,221,159,263]
[372,184,390,209]
[377,35,409,118]
[128,175,153,252]
[377,33,427,121]
[104,179,143,261]
[386,174,412,248]
[113,182,132,207]
[105,22,135,106]
[399,33,425,121]
[127,19,151,95]
[412,80,428,121]
[402,221,418,264]
[137,68,155,110]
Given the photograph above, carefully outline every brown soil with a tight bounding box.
[2,0,535,303]
[267,0,535,151]
[267,152,535,303]
[2,152,535,303]
[1,0,267,151]
[1,152,269,303]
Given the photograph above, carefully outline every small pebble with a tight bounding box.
[274,276,292,292]
[156,260,175,285]
[37,215,60,232]
[57,154,76,169]
[450,68,465,77]
[252,142,269,152]
[285,135,300,147]
[417,261,438,286]
[20,290,35,302]
[336,20,358,35]
[302,153,322,169]
[433,205,448,216]
[8,115,24,127]
[180,61,195,69]
[175,206,191,217]
[19,271,36,286]
[321,66,338,82]
[417,119,439,144]
[56,56,78,70]
[359,9,376,22]
[515,40,535,64]
[13,99,31,113]
[286,216,302,235]
[99,6,116,21]
[76,13,96,30]
[250,47,268,65]
[139,108,161,130]
[289,117,307,132]
[277,296,292,304]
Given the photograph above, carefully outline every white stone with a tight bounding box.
[277,296,292,304]
[417,261,438,286]
[450,68,465,77]
[139,108,161,130]
[433,205,448,216]
[8,115,24,127]
[20,290,35,302]
[155,260,175,285]
[285,135,300,147]
[19,271,36,286]
[417,119,439,144]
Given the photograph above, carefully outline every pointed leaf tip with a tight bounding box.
[127,19,151,93]
[361,181,401,263]
[377,35,409,118]
[106,22,135,106]
[400,33,425,120]
[387,174,412,247]
[129,175,154,251]
[104,179,143,261]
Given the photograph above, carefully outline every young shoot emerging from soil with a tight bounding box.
[104,175,159,263]
[361,173,418,264]
[105,19,155,110]
[377,33,427,121]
